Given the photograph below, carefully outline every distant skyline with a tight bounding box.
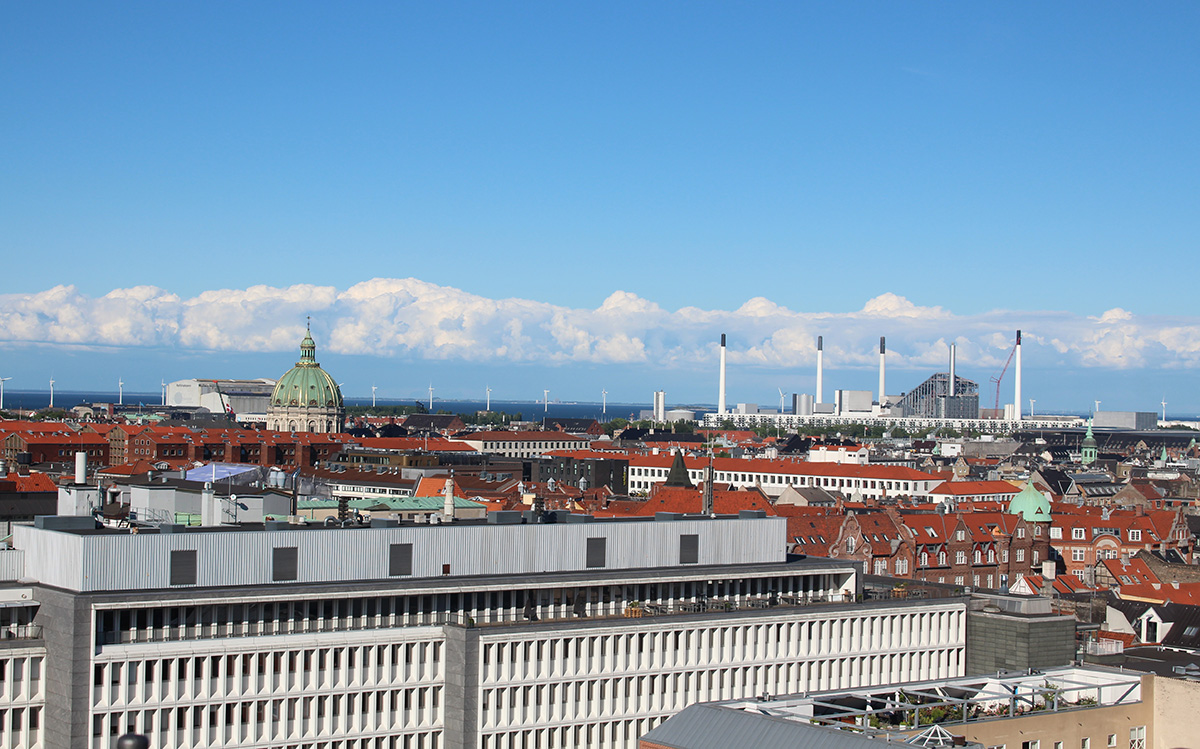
[3,4,1198,412]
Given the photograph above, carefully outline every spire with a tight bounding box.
[299,319,317,364]
[663,452,693,488]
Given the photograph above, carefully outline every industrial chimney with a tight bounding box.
[878,337,886,407]
[717,334,727,415]
[816,336,824,405]
[949,343,956,397]
[1014,330,1022,421]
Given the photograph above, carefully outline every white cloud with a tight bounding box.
[0,283,1197,375]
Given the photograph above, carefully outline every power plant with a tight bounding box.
[704,330,1070,431]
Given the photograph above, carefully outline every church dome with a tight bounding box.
[1007,480,1052,522]
[271,328,344,409]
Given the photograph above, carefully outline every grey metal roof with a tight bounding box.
[641,703,884,749]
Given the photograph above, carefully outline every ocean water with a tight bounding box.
[1,390,688,421]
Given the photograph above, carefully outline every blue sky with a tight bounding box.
[2,4,1199,413]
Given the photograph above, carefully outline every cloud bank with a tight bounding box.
[0,280,1195,373]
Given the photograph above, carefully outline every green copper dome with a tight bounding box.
[1007,480,1051,522]
[271,327,343,409]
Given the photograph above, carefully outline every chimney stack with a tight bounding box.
[949,343,957,397]
[878,337,886,407]
[1014,330,1022,421]
[816,336,824,405]
[717,334,727,415]
[74,451,87,485]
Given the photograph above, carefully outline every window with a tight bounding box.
[1128,727,1144,749]
[1017,527,1026,539]
[169,550,198,586]
[920,552,929,567]
[874,559,887,575]
[956,530,965,541]
[1073,528,1086,540]
[1050,526,1061,539]
[1128,530,1141,542]
[272,547,298,582]
[679,534,699,565]
[389,544,413,576]
[1022,741,1040,749]
[974,550,982,564]
[1016,549,1025,563]
[1107,734,1116,747]
[1081,739,1090,749]
[1073,549,1086,562]
[938,551,947,565]
[585,537,607,568]
[956,551,967,565]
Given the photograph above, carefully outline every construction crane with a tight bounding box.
[990,339,1018,412]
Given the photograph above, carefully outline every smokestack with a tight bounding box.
[816,336,824,404]
[717,334,727,415]
[949,343,956,397]
[1014,330,1022,421]
[878,337,886,406]
[443,473,456,520]
[74,451,87,485]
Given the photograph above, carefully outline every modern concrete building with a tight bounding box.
[0,511,970,749]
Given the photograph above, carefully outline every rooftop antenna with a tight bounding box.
[118,378,124,407]
[49,376,55,409]
[0,377,10,411]
[485,386,492,412]
[371,384,377,408]
[543,389,550,413]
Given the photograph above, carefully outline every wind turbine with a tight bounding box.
[602,389,607,417]
[1029,398,1035,418]
[543,389,550,413]
[118,378,124,406]
[49,377,55,409]
[485,386,492,412]
[0,377,10,411]
[778,388,786,414]
[160,379,166,406]
[428,384,434,411]
[1162,397,1168,422]
[1094,400,1101,414]
[371,384,377,408]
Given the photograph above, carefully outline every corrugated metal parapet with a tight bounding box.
[33,516,95,531]
[738,510,767,519]
[655,512,684,521]
[564,514,593,523]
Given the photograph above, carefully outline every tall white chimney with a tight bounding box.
[717,334,727,415]
[878,337,886,406]
[949,343,956,397]
[1014,330,1022,421]
[443,474,456,520]
[74,451,87,485]
[816,336,824,404]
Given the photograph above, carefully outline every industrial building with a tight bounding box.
[706,331,1080,433]
[0,465,971,749]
